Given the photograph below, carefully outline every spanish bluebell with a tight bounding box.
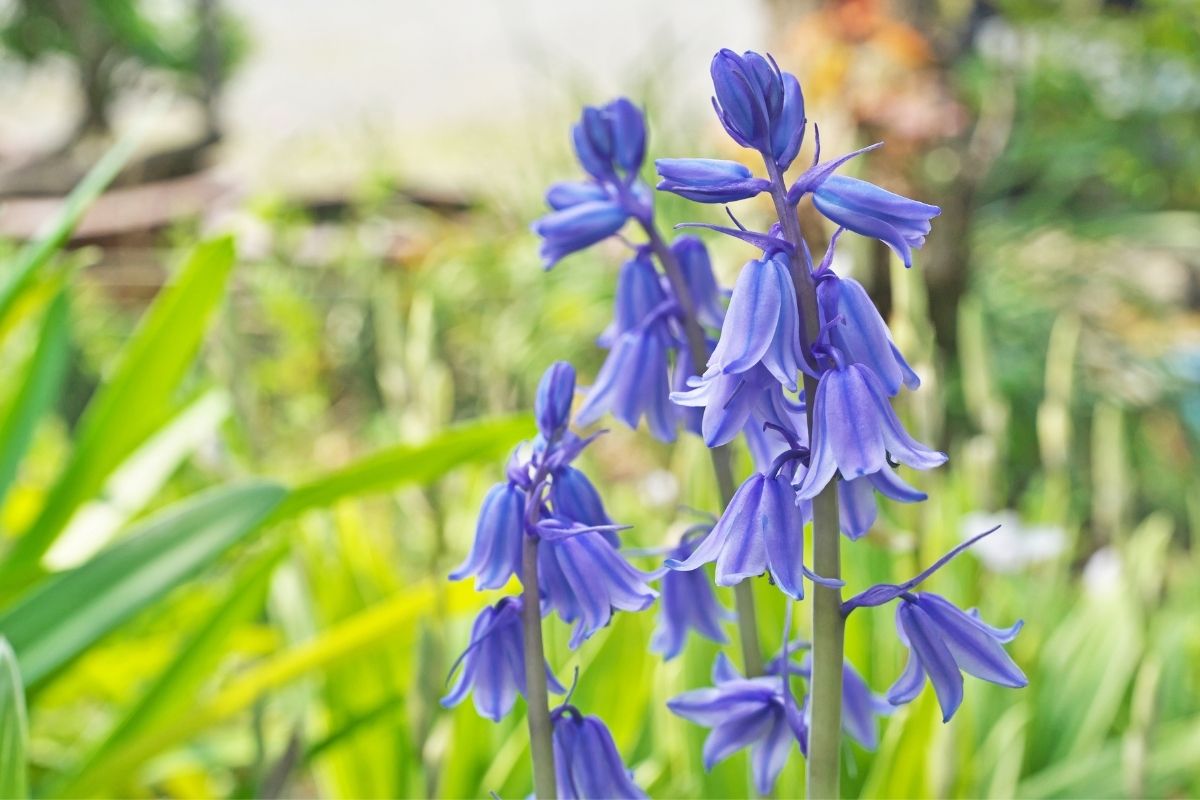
[672,235,725,329]
[668,654,807,794]
[709,49,806,169]
[651,531,731,660]
[655,158,772,203]
[551,705,647,799]
[449,481,525,590]
[705,255,802,391]
[441,597,565,722]
[794,360,946,500]
[817,272,919,397]
[538,530,659,648]
[536,360,577,439]
[573,98,647,183]
[887,594,1026,721]
[812,175,941,268]
[575,325,677,442]
[533,200,629,270]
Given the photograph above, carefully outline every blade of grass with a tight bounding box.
[0,290,70,507]
[0,481,285,688]
[0,639,27,799]
[1,236,238,581]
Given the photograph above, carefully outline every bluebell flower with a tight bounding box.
[538,530,659,648]
[887,594,1026,721]
[706,255,803,391]
[573,98,647,183]
[668,654,807,794]
[576,324,677,442]
[672,235,724,329]
[671,365,806,451]
[449,481,525,590]
[836,465,928,540]
[533,200,629,269]
[551,705,647,799]
[817,272,919,396]
[709,49,806,169]
[655,158,771,203]
[536,360,577,440]
[794,360,946,500]
[549,466,617,547]
[601,250,669,344]
[812,175,940,268]
[545,181,610,210]
[764,651,893,750]
[668,473,836,600]
[441,597,565,721]
[651,532,731,660]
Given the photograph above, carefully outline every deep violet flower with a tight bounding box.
[449,481,525,590]
[817,273,919,397]
[812,175,941,268]
[575,325,677,442]
[668,654,807,794]
[794,360,946,500]
[441,597,565,721]
[536,360,577,439]
[667,473,837,600]
[651,531,731,659]
[705,255,802,391]
[655,158,772,203]
[709,49,806,169]
[539,530,660,648]
[552,705,647,799]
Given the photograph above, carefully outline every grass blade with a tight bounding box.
[0,481,285,688]
[0,639,27,799]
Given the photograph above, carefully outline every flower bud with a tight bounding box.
[535,361,576,439]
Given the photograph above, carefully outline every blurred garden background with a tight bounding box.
[0,0,1197,797]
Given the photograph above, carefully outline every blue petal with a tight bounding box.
[708,258,783,377]
[899,602,964,721]
[714,477,768,585]
[535,361,576,438]
[838,476,878,540]
[750,712,794,795]
[917,594,1028,688]
[761,475,807,599]
[546,181,609,210]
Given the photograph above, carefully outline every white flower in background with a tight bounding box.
[1082,547,1124,598]
[961,510,1066,573]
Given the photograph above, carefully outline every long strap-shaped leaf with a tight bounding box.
[1,236,238,584]
[0,639,26,799]
[0,481,285,688]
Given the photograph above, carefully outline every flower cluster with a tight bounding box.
[444,362,651,795]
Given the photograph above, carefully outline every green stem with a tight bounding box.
[645,222,765,677]
[762,158,844,798]
[521,533,557,799]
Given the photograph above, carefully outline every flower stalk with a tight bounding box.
[645,221,765,677]
[521,532,558,799]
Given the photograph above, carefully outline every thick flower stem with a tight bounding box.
[764,158,844,798]
[645,222,765,677]
[521,534,557,799]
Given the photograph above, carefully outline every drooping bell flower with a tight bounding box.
[599,249,669,346]
[651,531,731,660]
[551,705,647,799]
[441,597,565,721]
[668,654,807,795]
[655,158,772,203]
[705,255,803,391]
[887,594,1026,721]
[837,465,928,540]
[667,473,836,600]
[672,235,724,329]
[817,273,919,396]
[533,201,629,269]
[449,481,526,590]
[575,325,677,442]
[794,358,946,500]
[538,530,660,648]
[671,365,779,449]
[536,360,577,440]
[812,175,940,268]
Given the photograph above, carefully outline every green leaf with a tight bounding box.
[0,133,137,329]
[0,639,27,799]
[271,413,533,521]
[0,481,285,689]
[2,236,238,579]
[0,290,70,507]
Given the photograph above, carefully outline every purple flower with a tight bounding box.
[672,235,724,329]
[538,530,659,648]
[536,361,577,440]
[576,325,677,442]
[549,466,618,548]
[668,655,807,794]
[552,706,647,799]
[449,481,525,590]
[668,473,835,600]
[765,651,893,750]
[573,98,647,183]
[836,465,928,540]
[812,175,940,268]
[706,255,803,391]
[887,593,1026,721]
[533,201,629,269]
[651,532,731,660]
[655,158,771,203]
[441,597,564,721]
[794,361,946,500]
[600,250,669,345]
[818,273,919,396]
[671,365,805,450]
[709,50,806,169]
[545,181,610,210]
